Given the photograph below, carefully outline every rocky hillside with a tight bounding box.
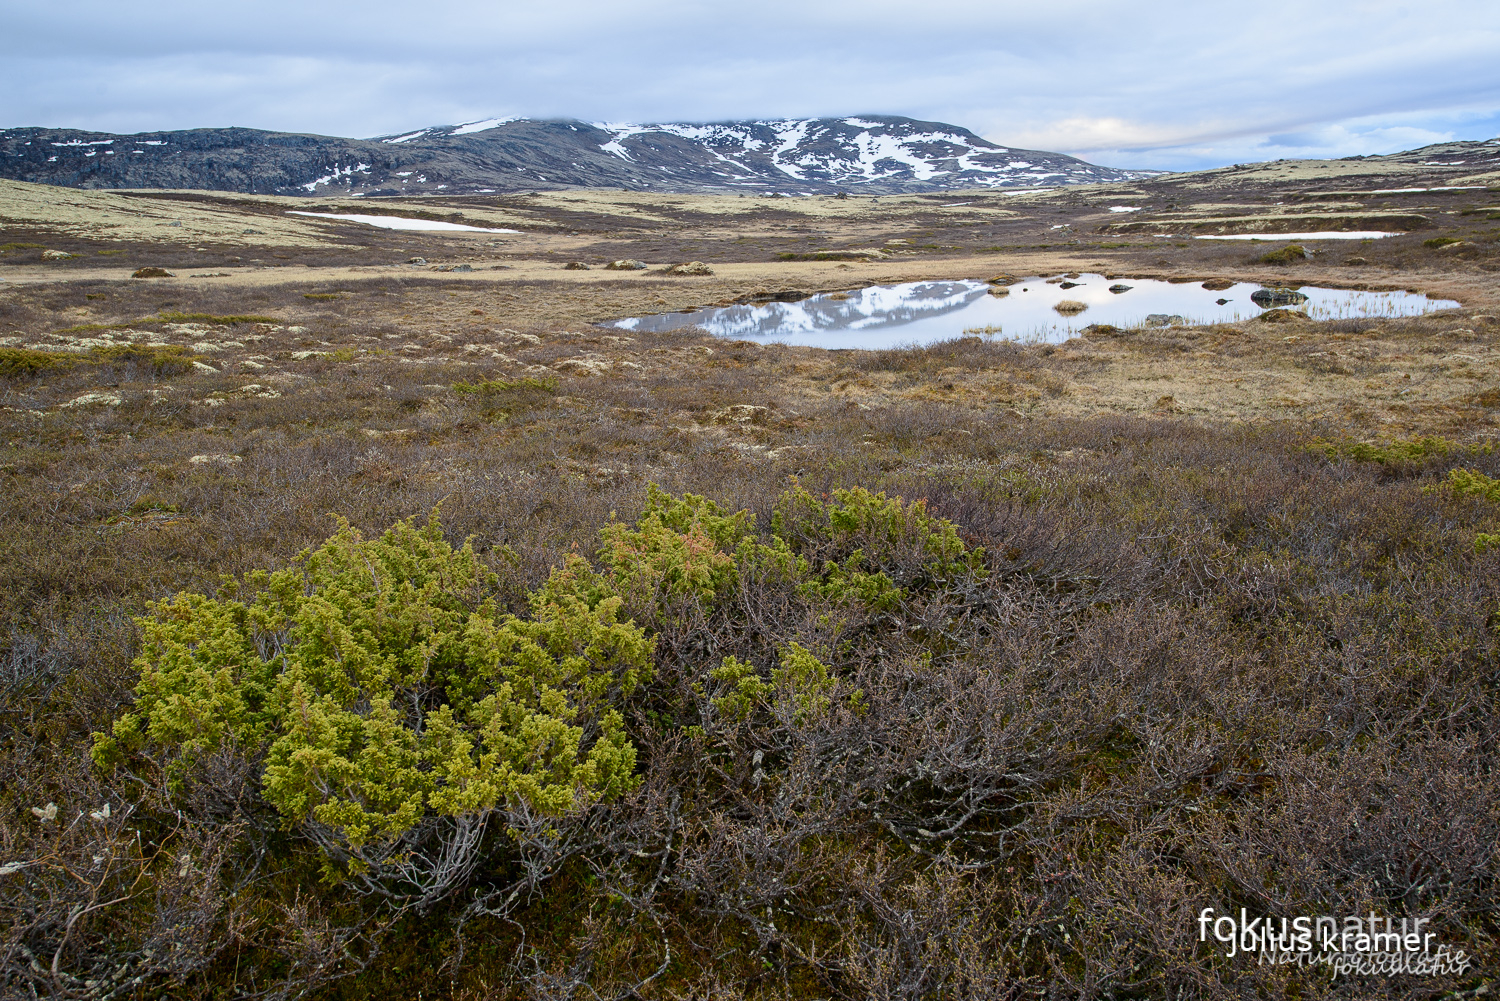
[1352,136,1500,169]
[0,116,1150,196]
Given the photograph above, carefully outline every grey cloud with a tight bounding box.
[1,0,1497,170]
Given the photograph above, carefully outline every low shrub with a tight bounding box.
[1,344,198,380]
[1313,434,1483,466]
[451,375,558,417]
[87,344,199,377]
[1258,243,1309,264]
[94,512,651,884]
[0,347,75,379]
[156,311,281,325]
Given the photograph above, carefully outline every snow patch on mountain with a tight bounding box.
[450,116,526,136]
[577,116,1143,189]
[300,162,372,192]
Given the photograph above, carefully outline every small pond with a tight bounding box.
[604,274,1460,349]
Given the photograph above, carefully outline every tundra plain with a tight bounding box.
[2,160,1499,1000]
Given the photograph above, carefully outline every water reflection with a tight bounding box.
[604,274,1460,349]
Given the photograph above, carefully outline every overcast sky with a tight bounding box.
[3,0,1498,171]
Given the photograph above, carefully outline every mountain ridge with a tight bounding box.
[0,115,1154,196]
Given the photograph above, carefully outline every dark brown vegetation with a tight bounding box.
[1,164,1498,999]
[2,276,1498,1000]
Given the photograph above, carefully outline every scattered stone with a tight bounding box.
[664,261,714,276]
[1216,298,1231,305]
[564,261,591,270]
[1200,278,1234,290]
[41,250,75,261]
[1251,287,1309,307]
[61,392,122,408]
[188,453,242,465]
[606,259,649,271]
[1058,281,1084,289]
[1108,284,1132,293]
[1144,314,1186,327]
[1053,300,1088,315]
[452,264,472,272]
[408,257,427,265]
[131,267,175,278]
[1344,256,1369,266]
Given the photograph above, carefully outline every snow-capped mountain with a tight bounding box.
[0,116,1151,196]
[369,116,1149,191]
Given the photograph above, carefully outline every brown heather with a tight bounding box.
[0,171,1498,1000]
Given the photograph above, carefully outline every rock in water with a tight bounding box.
[1201,278,1234,290]
[1251,288,1309,307]
[987,273,1019,286]
[1108,284,1132,293]
[1058,281,1083,289]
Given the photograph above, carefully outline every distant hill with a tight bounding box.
[0,116,1153,196]
[1348,136,1500,169]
